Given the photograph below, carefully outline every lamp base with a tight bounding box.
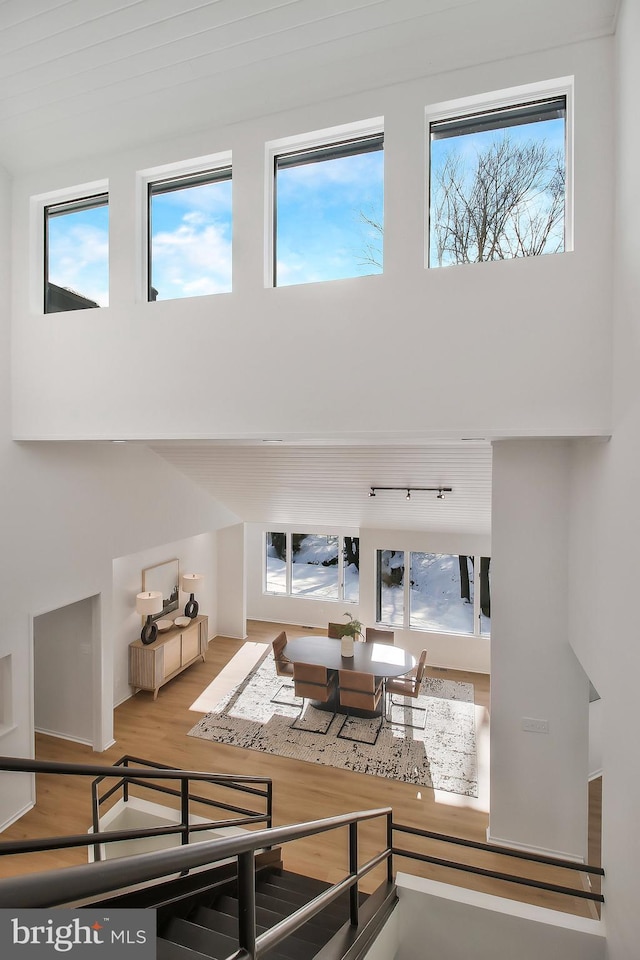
[141,616,158,645]
[184,594,199,619]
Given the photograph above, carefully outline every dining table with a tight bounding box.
[283,636,415,680]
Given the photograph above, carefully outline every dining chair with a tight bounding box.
[270,630,295,706]
[272,630,293,677]
[327,622,344,639]
[338,669,383,713]
[385,650,428,728]
[365,627,395,645]
[291,662,336,733]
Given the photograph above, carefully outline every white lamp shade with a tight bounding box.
[136,591,163,616]
[181,573,203,593]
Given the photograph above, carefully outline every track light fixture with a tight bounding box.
[368,486,452,499]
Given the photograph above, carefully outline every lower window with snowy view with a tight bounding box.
[265,533,359,603]
[376,550,490,636]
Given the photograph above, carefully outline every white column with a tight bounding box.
[489,439,589,860]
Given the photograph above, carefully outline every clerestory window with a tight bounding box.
[273,132,384,287]
[429,95,567,268]
[148,167,232,301]
[44,194,109,313]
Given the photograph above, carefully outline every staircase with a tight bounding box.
[157,868,368,960]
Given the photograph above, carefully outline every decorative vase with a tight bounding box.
[341,634,354,658]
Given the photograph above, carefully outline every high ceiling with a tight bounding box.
[2,0,616,530]
[0,0,619,172]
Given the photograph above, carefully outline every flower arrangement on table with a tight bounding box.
[339,613,362,657]
[341,613,363,640]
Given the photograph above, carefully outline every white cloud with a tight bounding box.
[152,218,232,298]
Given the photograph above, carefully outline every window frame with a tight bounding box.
[425,77,574,269]
[146,165,232,302]
[265,117,384,289]
[137,151,232,304]
[43,190,109,314]
[376,549,490,638]
[264,532,359,603]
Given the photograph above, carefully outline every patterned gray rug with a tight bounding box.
[188,651,477,797]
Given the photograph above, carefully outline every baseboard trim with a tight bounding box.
[486,830,585,864]
[34,727,93,747]
[0,800,35,833]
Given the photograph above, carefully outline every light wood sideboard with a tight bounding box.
[129,615,208,699]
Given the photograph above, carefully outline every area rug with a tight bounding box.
[188,650,477,797]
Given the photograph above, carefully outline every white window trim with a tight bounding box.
[31,178,109,316]
[377,550,490,638]
[136,150,232,304]
[264,116,384,289]
[263,531,358,602]
[424,76,574,269]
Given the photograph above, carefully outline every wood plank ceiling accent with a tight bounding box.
[0,0,619,171]
[149,441,492,533]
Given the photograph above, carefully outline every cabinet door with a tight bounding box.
[181,624,199,664]
[163,635,182,678]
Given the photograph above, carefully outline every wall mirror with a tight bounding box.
[142,559,180,620]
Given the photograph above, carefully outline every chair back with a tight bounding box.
[293,661,334,702]
[338,669,382,711]
[272,630,293,677]
[272,630,287,659]
[327,622,345,639]
[365,627,394,645]
[414,650,428,689]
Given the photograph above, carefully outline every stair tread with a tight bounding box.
[156,936,214,960]
[165,917,238,957]
[213,895,328,945]
[267,870,332,894]
[190,907,314,960]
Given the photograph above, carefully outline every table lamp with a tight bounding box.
[136,590,163,644]
[182,573,203,619]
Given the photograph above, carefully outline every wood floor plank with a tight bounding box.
[0,620,601,919]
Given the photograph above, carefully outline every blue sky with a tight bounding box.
[275,150,384,286]
[47,203,109,307]
[150,178,232,299]
[48,119,561,305]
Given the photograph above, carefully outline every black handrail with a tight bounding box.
[393,821,604,903]
[1,755,272,864]
[0,807,392,906]
[0,805,394,960]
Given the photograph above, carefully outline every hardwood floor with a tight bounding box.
[0,620,601,918]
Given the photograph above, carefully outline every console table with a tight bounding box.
[129,615,208,699]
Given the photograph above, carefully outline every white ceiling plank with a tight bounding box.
[148,442,493,534]
[0,0,618,172]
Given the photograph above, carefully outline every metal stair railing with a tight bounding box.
[0,756,272,864]
[392,821,604,906]
[0,801,394,960]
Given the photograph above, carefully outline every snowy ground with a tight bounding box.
[265,536,490,637]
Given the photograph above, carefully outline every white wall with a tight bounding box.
[489,440,590,860]
[246,523,491,672]
[0,437,240,831]
[11,39,612,443]
[394,874,605,960]
[33,597,96,744]
[112,531,218,707]
[216,524,246,639]
[563,3,640,957]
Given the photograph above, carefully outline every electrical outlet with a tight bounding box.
[521,717,549,734]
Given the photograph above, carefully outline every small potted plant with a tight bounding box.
[340,613,363,657]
